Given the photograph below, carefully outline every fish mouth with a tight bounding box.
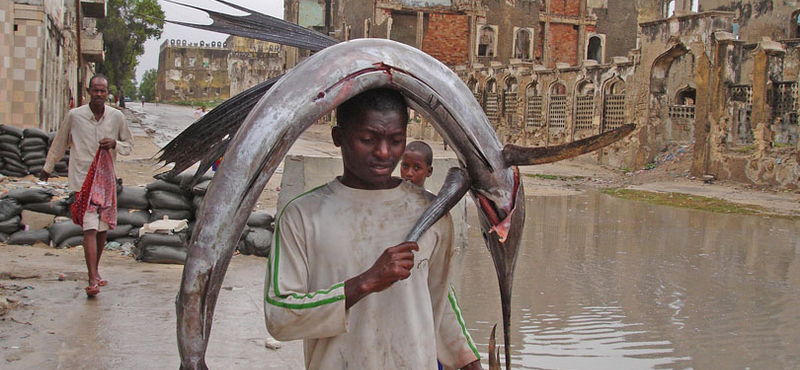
[476,167,520,243]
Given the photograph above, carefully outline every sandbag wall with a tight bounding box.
[0,176,274,264]
[0,125,68,178]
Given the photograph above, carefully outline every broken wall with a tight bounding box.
[156,41,230,102]
[701,0,799,42]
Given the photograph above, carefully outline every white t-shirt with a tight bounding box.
[265,178,479,370]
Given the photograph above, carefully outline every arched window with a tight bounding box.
[603,79,626,132]
[587,36,603,63]
[548,83,567,130]
[503,77,519,118]
[514,29,532,60]
[676,87,696,106]
[792,10,800,38]
[485,79,500,123]
[477,26,496,57]
[575,80,595,131]
[664,0,676,18]
[525,82,543,128]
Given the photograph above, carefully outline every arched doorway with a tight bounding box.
[587,36,603,63]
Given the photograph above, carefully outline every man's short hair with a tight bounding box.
[336,88,409,129]
[88,74,109,87]
[405,141,433,166]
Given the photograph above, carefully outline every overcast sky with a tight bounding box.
[135,0,283,82]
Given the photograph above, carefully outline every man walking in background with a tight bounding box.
[40,74,134,297]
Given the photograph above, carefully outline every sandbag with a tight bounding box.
[0,142,21,156]
[22,151,46,161]
[192,195,203,211]
[0,125,23,138]
[3,155,24,169]
[0,232,8,242]
[135,244,187,264]
[54,162,68,172]
[148,190,193,211]
[149,208,193,222]
[20,137,47,148]
[20,144,46,153]
[155,169,212,188]
[192,180,211,196]
[146,179,184,194]
[0,134,20,144]
[5,163,27,174]
[116,208,150,227]
[117,186,149,209]
[22,128,50,140]
[0,216,21,234]
[0,169,26,178]
[139,232,187,248]
[246,211,275,230]
[27,165,43,175]
[23,157,46,166]
[57,235,84,249]
[47,220,83,246]
[0,198,23,221]
[8,229,50,245]
[239,227,273,257]
[4,187,56,204]
[106,224,133,240]
[23,199,68,216]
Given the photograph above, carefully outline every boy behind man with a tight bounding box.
[400,140,434,188]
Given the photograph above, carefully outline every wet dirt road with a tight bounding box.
[0,245,303,369]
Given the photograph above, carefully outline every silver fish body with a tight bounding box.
[177,38,522,370]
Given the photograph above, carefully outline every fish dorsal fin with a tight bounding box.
[502,123,635,166]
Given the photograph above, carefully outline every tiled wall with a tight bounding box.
[0,1,14,125]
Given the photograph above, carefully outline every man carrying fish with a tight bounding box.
[264,88,482,370]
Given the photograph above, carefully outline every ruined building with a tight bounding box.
[0,0,105,131]
[156,36,284,102]
[285,0,799,188]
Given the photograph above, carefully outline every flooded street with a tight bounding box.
[456,191,800,370]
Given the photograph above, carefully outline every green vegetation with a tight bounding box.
[644,163,657,170]
[96,0,164,108]
[526,173,586,181]
[169,100,225,108]
[601,188,798,220]
[734,145,756,154]
[139,69,157,102]
[774,142,794,148]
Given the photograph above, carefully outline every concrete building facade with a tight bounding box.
[0,0,104,131]
[156,36,284,102]
[284,0,799,188]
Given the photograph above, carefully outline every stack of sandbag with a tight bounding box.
[46,132,69,177]
[0,197,23,242]
[134,218,190,264]
[47,219,84,248]
[0,125,26,177]
[20,128,49,176]
[237,211,274,257]
[146,179,194,223]
[2,187,60,245]
[114,185,150,245]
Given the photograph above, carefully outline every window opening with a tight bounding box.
[587,36,602,63]
[514,29,532,60]
[603,80,626,132]
[575,81,595,131]
[485,79,499,123]
[548,83,567,130]
[478,26,496,57]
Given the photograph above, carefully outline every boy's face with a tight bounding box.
[400,151,432,187]
[333,109,407,190]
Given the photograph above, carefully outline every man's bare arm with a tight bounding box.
[344,241,418,309]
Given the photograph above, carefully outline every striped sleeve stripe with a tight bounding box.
[266,185,345,309]
[448,285,480,359]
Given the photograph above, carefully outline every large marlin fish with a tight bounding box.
[175,37,633,369]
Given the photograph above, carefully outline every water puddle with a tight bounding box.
[455,190,800,369]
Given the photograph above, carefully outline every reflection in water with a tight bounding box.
[453,191,800,369]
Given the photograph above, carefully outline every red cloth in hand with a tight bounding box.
[71,148,117,228]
